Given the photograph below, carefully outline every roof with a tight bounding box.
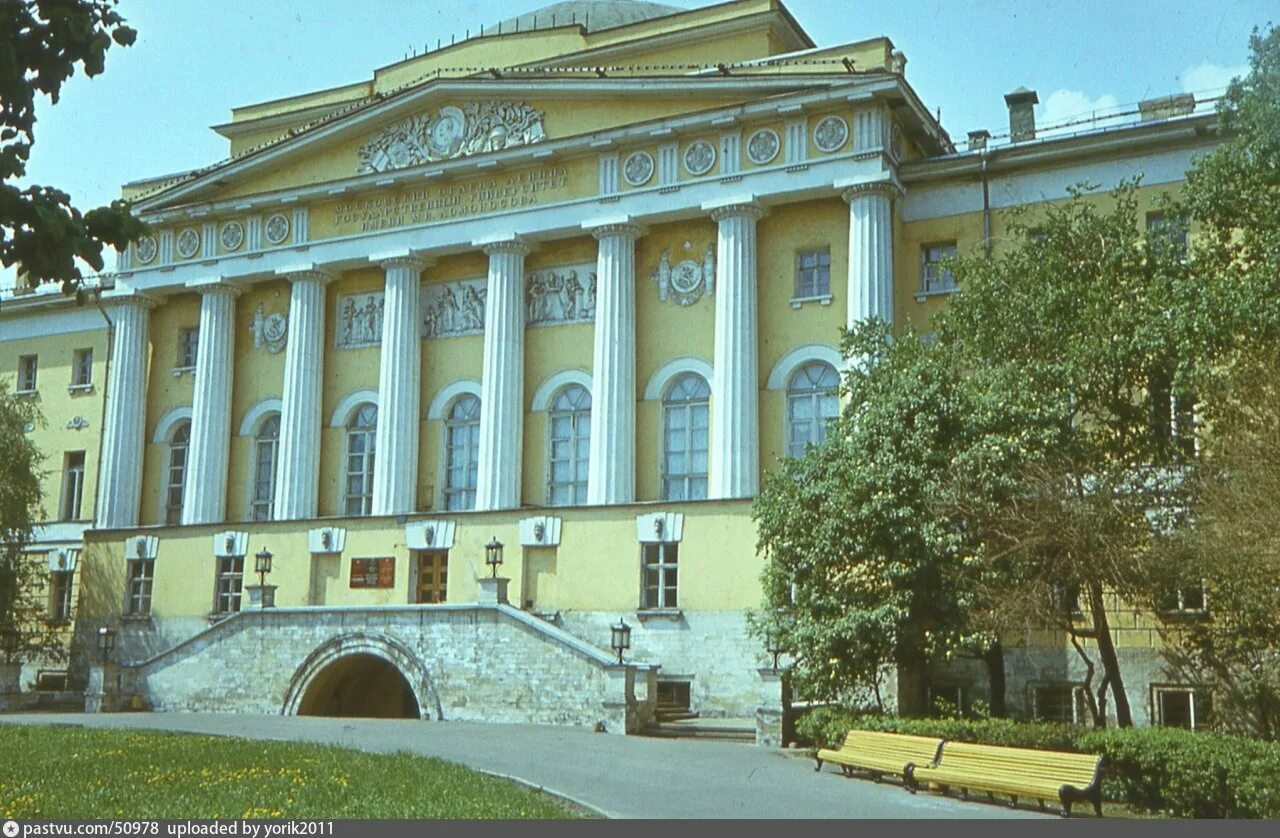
[494,1,685,34]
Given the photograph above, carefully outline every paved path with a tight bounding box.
[0,713,1043,819]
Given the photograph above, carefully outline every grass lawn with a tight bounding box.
[0,725,581,819]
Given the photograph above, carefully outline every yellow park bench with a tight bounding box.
[814,730,944,781]
[905,740,1104,817]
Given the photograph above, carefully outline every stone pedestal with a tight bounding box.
[755,666,789,748]
[601,665,637,735]
[477,577,509,605]
[0,661,20,711]
[85,663,119,713]
[245,584,277,609]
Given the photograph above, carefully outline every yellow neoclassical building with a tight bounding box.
[0,0,1221,734]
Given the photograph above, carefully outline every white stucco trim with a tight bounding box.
[237,397,284,436]
[328,389,378,428]
[765,344,843,390]
[426,379,482,421]
[152,406,193,443]
[531,369,593,412]
[643,356,714,401]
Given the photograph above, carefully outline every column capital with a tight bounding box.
[185,277,243,298]
[838,177,904,204]
[276,263,338,285]
[589,222,644,242]
[370,251,433,272]
[475,235,532,257]
[703,196,765,223]
[99,290,159,310]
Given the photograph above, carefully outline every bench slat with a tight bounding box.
[904,741,1103,816]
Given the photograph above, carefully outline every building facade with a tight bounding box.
[0,0,1220,732]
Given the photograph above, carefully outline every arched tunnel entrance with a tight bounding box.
[295,653,421,719]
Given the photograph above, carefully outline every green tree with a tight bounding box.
[0,0,145,290]
[0,382,62,665]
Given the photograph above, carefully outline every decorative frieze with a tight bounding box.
[175,227,200,259]
[623,151,655,187]
[134,235,158,265]
[747,129,780,165]
[526,263,596,327]
[264,213,291,245]
[249,304,288,353]
[357,102,546,174]
[683,140,716,176]
[220,221,245,252]
[650,244,716,306]
[813,115,850,153]
[335,292,386,349]
[422,279,486,339]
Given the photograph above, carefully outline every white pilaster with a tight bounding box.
[95,295,155,529]
[585,221,642,505]
[842,181,899,328]
[182,280,240,525]
[273,266,335,520]
[371,254,429,516]
[706,199,765,499]
[475,237,530,511]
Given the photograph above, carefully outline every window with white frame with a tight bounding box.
[920,242,958,295]
[662,374,710,501]
[642,542,678,609]
[48,570,74,622]
[250,414,280,521]
[1033,684,1085,723]
[344,404,377,516]
[444,395,481,511]
[126,559,155,615]
[17,355,37,393]
[786,362,839,458]
[548,385,591,506]
[794,247,831,299]
[61,451,86,521]
[214,555,244,615]
[177,327,199,370]
[164,422,190,525]
[1154,686,1211,730]
[71,348,93,388]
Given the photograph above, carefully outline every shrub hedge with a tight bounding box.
[797,706,1280,818]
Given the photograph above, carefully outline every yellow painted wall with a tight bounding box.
[141,294,198,526]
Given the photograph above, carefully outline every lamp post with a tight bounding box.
[610,620,631,665]
[485,537,503,579]
[247,547,277,609]
[96,625,116,665]
[254,547,273,587]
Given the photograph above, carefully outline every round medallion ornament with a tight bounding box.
[134,235,158,265]
[175,228,200,259]
[623,151,655,187]
[220,221,245,252]
[890,124,904,161]
[814,115,850,153]
[683,140,717,176]
[264,213,290,245]
[746,129,780,165]
[427,106,466,158]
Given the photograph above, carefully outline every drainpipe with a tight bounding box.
[981,149,992,260]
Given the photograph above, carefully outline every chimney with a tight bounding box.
[967,129,991,151]
[1139,93,1196,122]
[1004,87,1039,142]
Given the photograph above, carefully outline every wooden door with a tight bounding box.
[415,552,448,604]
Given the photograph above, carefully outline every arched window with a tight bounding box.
[344,404,377,516]
[251,414,280,521]
[165,421,191,525]
[444,395,481,511]
[662,374,710,501]
[786,361,839,458]
[548,385,591,506]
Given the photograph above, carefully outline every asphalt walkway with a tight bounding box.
[0,713,1043,819]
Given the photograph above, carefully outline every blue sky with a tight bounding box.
[13,0,1275,273]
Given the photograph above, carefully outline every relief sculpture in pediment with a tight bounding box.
[358,102,547,174]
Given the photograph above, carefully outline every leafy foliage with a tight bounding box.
[0,0,146,288]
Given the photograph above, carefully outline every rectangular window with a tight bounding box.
[61,451,86,521]
[177,327,199,370]
[1147,212,1188,260]
[17,355,38,393]
[1154,686,1212,730]
[920,242,958,295]
[214,555,244,615]
[927,684,965,717]
[642,542,679,609]
[48,570,74,622]
[1157,582,1207,615]
[794,247,831,299]
[126,559,155,615]
[1033,685,1085,723]
[1051,581,1084,617]
[71,348,93,388]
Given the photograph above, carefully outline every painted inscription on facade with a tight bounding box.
[330,167,569,234]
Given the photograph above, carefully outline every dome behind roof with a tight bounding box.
[494,1,685,35]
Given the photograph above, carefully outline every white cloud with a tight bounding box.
[1039,89,1120,129]
[1178,62,1248,96]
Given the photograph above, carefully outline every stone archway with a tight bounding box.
[281,631,442,719]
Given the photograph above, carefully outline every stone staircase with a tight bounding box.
[642,701,756,743]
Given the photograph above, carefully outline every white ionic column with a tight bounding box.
[371,254,429,516]
[475,237,530,511]
[707,199,765,499]
[182,280,240,525]
[585,221,641,505]
[95,294,154,529]
[273,266,335,520]
[842,181,899,328]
